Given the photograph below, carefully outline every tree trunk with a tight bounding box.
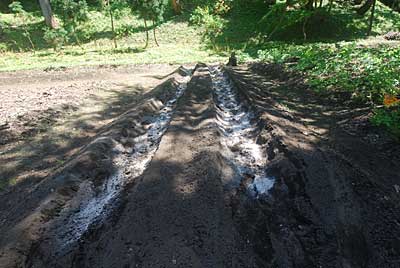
[357,0,374,15]
[305,0,314,10]
[152,19,159,46]
[38,0,58,29]
[171,0,181,14]
[109,7,117,48]
[367,0,377,35]
[144,18,149,48]
[328,0,333,12]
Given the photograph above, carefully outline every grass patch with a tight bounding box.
[0,7,226,71]
[0,18,225,71]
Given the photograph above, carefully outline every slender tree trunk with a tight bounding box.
[23,23,35,51]
[109,8,117,48]
[267,3,288,41]
[38,0,58,29]
[357,0,374,15]
[171,0,181,14]
[72,22,82,47]
[303,16,308,40]
[305,0,314,10]
[19,15,35,51]
[367,0,377,35]
[152,19,159,46]
[144,18,149,48]
[328,0,333,12]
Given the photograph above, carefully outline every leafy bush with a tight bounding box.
[257,43,400,102]
[43,27,69,50]
[190,6,210,25]
[52,0,90,44]
[256,42,400,138]
[0,43,7,53]
[8,1,35,50]
[371,106,400,139]
[190,6,226,45]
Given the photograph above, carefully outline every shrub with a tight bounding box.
[371,106,400,139]
[43,27,69,50]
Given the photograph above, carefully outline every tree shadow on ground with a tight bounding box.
[199,3,400,58]
[0,17,161,52]
[0,74,171,192]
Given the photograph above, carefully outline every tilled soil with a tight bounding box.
[227,63,400,267]
[0,63,400,268]
[36,64,259,268]
[0,64,178,190]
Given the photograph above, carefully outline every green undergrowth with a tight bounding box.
[192,1,400,51]
[254,41,400,139]
[191,1,400,140]
[0,8,225,71]
[371,105,400,139]
[190,0,400,140]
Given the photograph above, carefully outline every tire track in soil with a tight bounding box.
[0,67,191,268]
[225,64,400,268]
[26,69,192,267]
[40,64,263,268]
[210,66,275,197]
[55,70,191,249]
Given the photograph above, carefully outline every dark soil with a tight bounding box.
[227,63,400,268]
[0,62,399,268]
[0,63,178,191]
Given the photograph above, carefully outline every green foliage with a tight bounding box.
[8,1,35,50]
[0,43,7,53]
[8,1,24,14]
[190,5,227,47]
[43,27,69,50]
[132,0,169,22]
[105,0,129,18]
[53,0,90,23]
[50,0,89,44]
[257,43,400,103]
[255,41,400,138]
[371,106,400,139]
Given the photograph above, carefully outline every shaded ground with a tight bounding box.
[28,64,261,268]
[0,62,399,268]
[227,63,400,267]
[0,65,190,268]
[0,64,178,191]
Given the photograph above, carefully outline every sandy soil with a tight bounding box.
[0,63,399,268]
